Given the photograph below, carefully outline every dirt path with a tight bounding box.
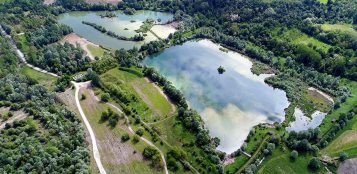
[0,113,27,129]
[106,102,169,174]
[72,81,107,174]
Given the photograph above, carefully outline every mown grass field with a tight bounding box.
[87,44,106,58]
[273,28,332,52]
[20,65,57,90]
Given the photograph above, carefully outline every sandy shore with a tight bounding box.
[308,87,334,104]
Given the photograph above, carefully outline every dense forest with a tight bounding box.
[0,36,89,173]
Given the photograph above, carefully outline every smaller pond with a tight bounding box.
[286,107,327,132]
[58,10,174,50]
[143,39,290,153]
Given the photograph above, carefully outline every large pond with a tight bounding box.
[58,10,174,50]
[143,40,290,153]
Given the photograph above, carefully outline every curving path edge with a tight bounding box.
[107,103,169,174]
[72,81,107,174]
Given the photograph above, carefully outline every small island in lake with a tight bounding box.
[217,66,226,74]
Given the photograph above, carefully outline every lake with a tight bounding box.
[143,39,290,153]
[286,108,327,132]
[58,10,174,50]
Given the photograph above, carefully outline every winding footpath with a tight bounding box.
[72,82,107,174]
[0,26,58,77]
[106,102,169,174]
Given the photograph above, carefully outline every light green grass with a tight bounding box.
[20,65,57,90]
[274,28,332,52]
[318,0,328,4]
[319,80,357,134]
[0,0,12,3]
[101,67,173,122]
[321,24,357,38]
[87,45,105,58]
[322,111,357,158]
[258,149,326,174]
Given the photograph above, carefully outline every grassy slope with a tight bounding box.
[101,67,173,122]
[79,88,162,174]
[87,44,105,58]
[319,80,357,134]
[322,115,357,158]
[257,149,325,174]
[20,65,57,90]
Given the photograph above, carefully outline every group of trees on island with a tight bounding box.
[82,21,145,41]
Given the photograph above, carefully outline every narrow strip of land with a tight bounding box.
[72,81,107,174]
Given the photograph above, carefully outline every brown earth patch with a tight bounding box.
[61,33,99,61]
[43,0,55,5]
[84,0,121,5]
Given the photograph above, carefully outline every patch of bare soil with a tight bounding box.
[337,158,357,174]
[308,87,334,104]
[62,33,99,61]
[43,0,55,5]
[85,0,121,5]
[0,110,27,129]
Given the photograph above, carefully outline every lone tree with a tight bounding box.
[340,152,348,161]
[308,157,321,171]
[101,93,110,102]
[217,66,226,74]
[290,150,298,161]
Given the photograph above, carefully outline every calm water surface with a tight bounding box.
[286,108,327,132]
[58,10,174,50]
[143,40,290,153]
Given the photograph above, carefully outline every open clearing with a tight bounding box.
[21,65,57,90]
[62,33,104,60]
[273,28,332,52]
[0,108,27,129]
[321,24,357,39]
[85,0,121,4]
[101,68,174,122]
[43,0,55,5]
